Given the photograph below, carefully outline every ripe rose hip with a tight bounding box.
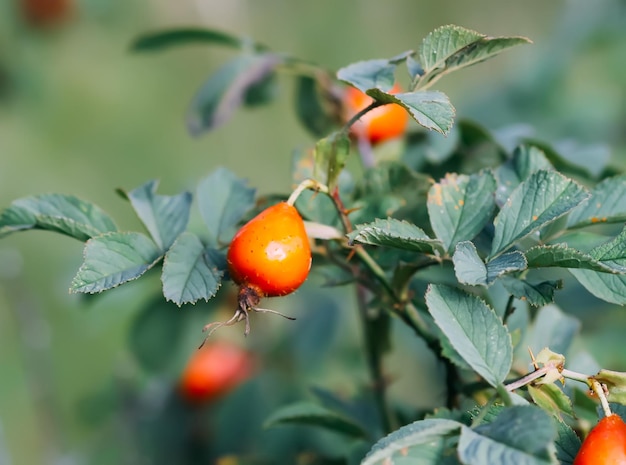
[573,414,626,465]
[343,83,409,145]
[204,201,311,336]
[179,341,253,404]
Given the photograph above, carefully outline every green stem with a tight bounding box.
[355,285,396,435]
[287,179,329,207]
[590,379,613,418]
[341,100,382,135]
[496,384,514,406]
[503,295,516,324]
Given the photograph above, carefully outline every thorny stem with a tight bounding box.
[326,185,461,410]
[506,363,613,417]
[505,365,555,392]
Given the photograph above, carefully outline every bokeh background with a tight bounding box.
[1,0,626,463]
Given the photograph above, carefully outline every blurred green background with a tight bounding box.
[1,0,626,463]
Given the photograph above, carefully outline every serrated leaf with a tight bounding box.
[392,91,455,135]
[525,244,621,273]
[161,232,223,306]
[187,53,283,136]
[70,232,161,293]
[0,194,117,241]
[569,229,626,304]
[452,241,487,285]
[314,131,351,191]
[454,242,527,286]
[419,25,531,86]
[458,406,556,465]
[499,277,562,307]
[495,145,553,206]
[528,384,575,420]
[419,25,483,73]
[428,171,496,253]
[586,226,626,271]
[128,297,185,373]
[570,270,626,304]
[490,170,589,257]
[124,180,191,251]
[130,27,250,52]
[196,167,256,246]
[567,175,626,228]
[336,59,396,93]
[348,218,443,254]
[361,418,462,465]
[554,420,581,465]
[263,402,368,440]
[425,284,512,387]
[487,251,527,283]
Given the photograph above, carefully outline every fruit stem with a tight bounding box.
[590,378,613,418]
[287,179,329,207]
[341,100,382,135]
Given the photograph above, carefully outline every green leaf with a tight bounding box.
[499,277,562,307]
[428,171,496,254]
[361,418,462,465]
[263,402,368,440]
[123,180,191,251]
[458,406,556,465]
[452,241,487,285]
[567,175,626,228]
[130,27,255,52]
[392,91,455,135]
[425,284,512,387]
[418,25,531,84]
[347,218,443,254]
[554,420,581,465]
[128,297,185,373]
[570,271,626,305]
[336,59,397,93]
[528,384,575,420]
[196,167,256,247]
[419,25,482,73]
[586,226,626,271]
[70,232,161,293]
[187,53,283,136]
[314,131,351,191]
[525,244,622,273]
[295,75,340,138]
[0,194,117,241]
[494,145,553,206]
[569,228,626,304]
[490,170,589,257]
[453,242,527,286]
[161,232,223,306]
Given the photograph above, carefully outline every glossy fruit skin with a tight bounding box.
[343,83,409,145]
[573,414,626,465]
[179,341,253,403]
[227,202,311,298]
